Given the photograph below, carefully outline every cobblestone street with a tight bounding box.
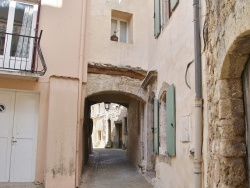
[80,149,153,188]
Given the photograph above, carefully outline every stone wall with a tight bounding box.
[86,73,148,103]
[205,0,250,187]
[127,99,142,167]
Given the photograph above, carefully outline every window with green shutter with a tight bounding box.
[154,0,161,38]
[166,84,176,157]
[160,0,179,31]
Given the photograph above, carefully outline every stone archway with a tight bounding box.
[83,72,149,172]
[207,31,250,187]
[86,73,148,103]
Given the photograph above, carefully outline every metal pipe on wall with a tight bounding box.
[193,0,203,187]
[75,0,88,186]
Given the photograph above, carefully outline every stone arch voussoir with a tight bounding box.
[86,74,148,103]
[215,31,250,187]
[220,30,250,79]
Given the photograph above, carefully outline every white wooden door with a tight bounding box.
[0,91,39,182]
[0,91,15,182]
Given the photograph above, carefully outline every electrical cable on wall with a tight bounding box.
[185,60,194,89]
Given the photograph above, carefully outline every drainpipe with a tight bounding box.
[75,0,88,187]
[193,0,203,188]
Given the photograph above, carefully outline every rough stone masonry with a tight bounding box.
[205,0,250,187]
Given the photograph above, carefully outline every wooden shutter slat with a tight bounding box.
[166,84,176,157]
[154,0,161,38]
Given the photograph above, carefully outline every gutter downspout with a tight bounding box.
[193,0,203,188]
[75,0,88,187]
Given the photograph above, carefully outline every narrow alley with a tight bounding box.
[80,149,153,188]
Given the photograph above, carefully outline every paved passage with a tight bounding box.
[80,148,153,188]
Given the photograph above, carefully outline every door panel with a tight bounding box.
[0,90,38,182]
[10,139,34,182]
[9,2,38,70]
[243,58,250,185]
[0,91,15,182]
[14,93,38,137]
[10,92,39,182]
[0,138,10,182]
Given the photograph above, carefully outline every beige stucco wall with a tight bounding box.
[146,0,206,187]
[0,0,87,187]
[85,0,208,187]
[45,77,78,188]
[39,0,83,81]
[86,0,149,69]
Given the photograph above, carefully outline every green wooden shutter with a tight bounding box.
[170,0,179,12]
[166,84,176,157]
[154,0,161,38]
[154,98,159,154]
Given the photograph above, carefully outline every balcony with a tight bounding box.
[0,30,47,80]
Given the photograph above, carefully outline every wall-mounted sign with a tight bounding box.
[0,104,5,112]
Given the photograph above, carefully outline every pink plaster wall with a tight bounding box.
[45,77,79,188]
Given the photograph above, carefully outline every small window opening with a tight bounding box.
[111,10,133,43]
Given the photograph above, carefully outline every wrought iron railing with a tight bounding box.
[0,30,47,76]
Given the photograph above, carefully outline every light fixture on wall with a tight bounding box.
[104,102,110,111]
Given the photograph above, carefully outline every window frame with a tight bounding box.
[111,17,128,43]
[159,0,179,32]
[0,0,38,70]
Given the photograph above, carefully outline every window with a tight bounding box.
[154,0,179,37]
[0,0,38,69]
[111,10,132,43]
[111,18,128,43]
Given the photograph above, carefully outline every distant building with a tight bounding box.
[91,103,127,149]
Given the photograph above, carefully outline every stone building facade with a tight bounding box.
[84,0,250,188]
[205,1,250,187]
[84,0,204,188]
[0,0,88,188]
[91,102,128,149]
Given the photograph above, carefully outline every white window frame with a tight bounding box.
[0,1,38,70]
[111,17,128,43]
